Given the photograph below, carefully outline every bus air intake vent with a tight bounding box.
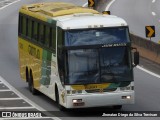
[85,88,117,93]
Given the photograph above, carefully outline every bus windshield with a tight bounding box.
[64,27,130,46]
[65,47,133,85]
[60,27,132,85]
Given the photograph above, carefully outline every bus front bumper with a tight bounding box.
[65,91,134,108]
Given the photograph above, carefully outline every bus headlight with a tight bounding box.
[72,99,82,103]
[72,99,85,106]
[122,95,131,100]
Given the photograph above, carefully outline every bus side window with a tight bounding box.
[26,18,29,36]
[49,28,52,48]
[57,27,64,60]
[27,19,32,39]
[51,28,56,52]
[18,15,22,34]
[22,16,26,35]
[33,22,38,41]
[31,20,34,39]
[45,26,50,47]
[39,24,45,44]
[57,27,65,83]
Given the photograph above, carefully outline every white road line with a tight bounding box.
[0,76,43,109]
[0,76,61,120]
[137,66,160,79]
[0,106,35,110]
[0,90,11,92]
[82,2,88,7]
[0,0,20,10]
[152,12,156,16]
[105,0,116,11]
[0,98,22,100]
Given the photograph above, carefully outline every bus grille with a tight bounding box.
[85,88,117,93]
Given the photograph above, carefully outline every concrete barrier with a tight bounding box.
[131,34,160,64]
[96,0,160,65]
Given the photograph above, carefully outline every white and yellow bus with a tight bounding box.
[18,2,139,110]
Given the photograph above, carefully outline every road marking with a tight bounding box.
[82,2,88,7]
[105,0,116,11]
[0,89,11,92]
[137,66,160,79]
[0,98,22,100]
[152,12,156,16]
[0,0,20,10]
[0,106,35,110]
[0,76,44,110]
[0,76,61,120]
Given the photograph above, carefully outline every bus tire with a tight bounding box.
[113,105,122,109]
[26,67,29,82]
[55,86,66,111]
[28,70,38,95]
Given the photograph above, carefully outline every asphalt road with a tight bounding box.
[108,0,160,43]
[0,0,160,120]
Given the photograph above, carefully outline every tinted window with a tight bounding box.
[22,17,26,35]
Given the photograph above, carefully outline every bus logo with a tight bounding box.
[28,45,40,59]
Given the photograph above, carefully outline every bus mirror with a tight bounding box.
[133,51,139,67]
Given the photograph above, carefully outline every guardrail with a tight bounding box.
[95,0,160,65]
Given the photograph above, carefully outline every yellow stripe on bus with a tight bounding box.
[71,83,111,90]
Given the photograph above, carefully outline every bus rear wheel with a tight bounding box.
[28,70,38,95]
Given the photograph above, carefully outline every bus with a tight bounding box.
[18,2,139,110]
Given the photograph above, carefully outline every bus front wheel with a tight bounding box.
[55,86,66,111]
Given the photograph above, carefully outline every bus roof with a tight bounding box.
[20,2,98,19]
[20,2,128,29]
[55,14,127,29]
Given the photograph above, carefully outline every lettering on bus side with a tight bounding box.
[28,45,40,59]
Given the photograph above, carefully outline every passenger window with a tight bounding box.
[33,22,38,41]
[39,24,45,44]
[51,28,56,50]
[22,17,26,35]
[45,26,50,47]
[27,19,32,38]
[18,15,23,34]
